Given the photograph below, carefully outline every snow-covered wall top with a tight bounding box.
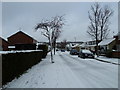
[0,50,43,54]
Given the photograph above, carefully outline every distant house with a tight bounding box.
[98,38,116,52]
[65,41,83,51]
[0,37,9,51]
[66,43,80,51]
[7,31,38,50]
[80,40,96,51]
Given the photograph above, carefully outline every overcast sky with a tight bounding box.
[2,2,118,42]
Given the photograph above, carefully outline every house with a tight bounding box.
[112,33,120,58]
[0,37,9,51]
[114,33,120,51]
[80,40,96,51]
[7,31,38,50]
[66,43,80,51]
[65,41,83,51]
[98,38,116,52]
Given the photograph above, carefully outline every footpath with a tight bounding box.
[95,56,120,65]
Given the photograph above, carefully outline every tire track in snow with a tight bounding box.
[57,52,95,88]
[57,52,118,88]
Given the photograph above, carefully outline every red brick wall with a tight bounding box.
[0,38,9,51]
[8,32,33,45]
[112,51,120,58]
[2,40,9,51]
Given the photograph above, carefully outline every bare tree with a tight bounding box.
[35,20,54,63]
[87,3,101,56]
[87,3,113,56]
[35,15,65,63]
[51,16,65,55]
[99,5,113,41]
[61,39,67,49]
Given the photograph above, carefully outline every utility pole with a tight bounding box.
[74,37,76,42]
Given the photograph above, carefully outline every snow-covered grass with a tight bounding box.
[3,51,118,88]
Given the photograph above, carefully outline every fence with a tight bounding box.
[112,51,120,58]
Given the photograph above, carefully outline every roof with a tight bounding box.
[80,42,86,47]
[98,38,115,46]
[0,37,9,44]
[7,31,38,42]
[70,44,80,48]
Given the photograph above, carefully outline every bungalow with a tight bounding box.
[98,38,116,54]
[114,33,120,51]
[112,33,120,58]
[0,37,9,51]
[7,31,38,50]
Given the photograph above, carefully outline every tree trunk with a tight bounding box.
[50,42,54,63]
[95,37,100,57]
[54,39,56,55]
[49,37,54,63]
[100,26,103,41]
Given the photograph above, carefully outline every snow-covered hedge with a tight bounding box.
[2,50,43,85]
[0,50,43,54]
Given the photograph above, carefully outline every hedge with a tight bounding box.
[37,44,48,58]
[2,51,43,85]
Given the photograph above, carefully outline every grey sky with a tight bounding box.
[2,2,118,42]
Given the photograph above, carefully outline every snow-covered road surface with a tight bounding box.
[4,51,118,88]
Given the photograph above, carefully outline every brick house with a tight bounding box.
[7,31,38,50]
[0,37,9,51]
[112,34,120,58]
[98,34,120,58]
[114,33,120,51]
[98,38,116,52]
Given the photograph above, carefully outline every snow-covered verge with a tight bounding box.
[3,51,118,88]
[96,56,119,65]
[0,50,43,54]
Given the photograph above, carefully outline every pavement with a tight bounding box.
[95,56,120,65]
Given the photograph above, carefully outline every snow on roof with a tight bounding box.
[71,44,80,48]
[80,43,86,47]
[98,38,115,46]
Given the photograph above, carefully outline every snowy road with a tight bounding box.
[5,51,118,88]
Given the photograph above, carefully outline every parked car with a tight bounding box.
[70,49,79,55]
[78,49,94,59]
[61,49,65,52]
[56,48,59,51]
